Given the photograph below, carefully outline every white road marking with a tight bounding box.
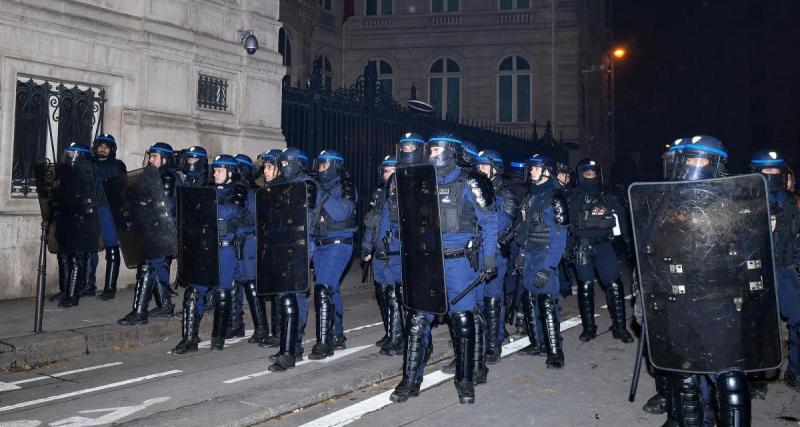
[48,397,170,427]
[0,381,21,392]
[8,362,124,386]
[300,315,584,427]
[223,345,372,384]
[0,370,182,414]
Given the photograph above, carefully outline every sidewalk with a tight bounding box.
[0,260,373,370]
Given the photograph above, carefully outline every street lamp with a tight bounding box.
[612,47,627,59]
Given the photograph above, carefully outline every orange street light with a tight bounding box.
[612,47,627,59]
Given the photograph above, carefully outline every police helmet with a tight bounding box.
[427,131,462,170]
[235,154,256,184]
[145,142,176,169]
[397,132,425,165]
[576,157,603,185]
[750,149,788,192]
[93,134,117,159]
[63,142,92,165]
[314,149,345,183]
[668,135,727,181]
[525,153,555,184]
[181,146,208,174]
[476,149,504,176]
[663,138,690,180]
[279,147,309,180]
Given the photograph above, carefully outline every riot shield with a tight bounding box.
[177,186,219,287]
[629,174,782,374]
[103,167,177,268]
[35,162,103,254]
[396,164,447,315]
[255,181,311,295]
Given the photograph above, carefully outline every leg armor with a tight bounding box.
[669,374,704,427]
[643,370,670,415]
[380,285,404,356]
[309,284,335,360]
[268,293,299,372]
[390,312,430,403]
[484,297,503,364]
[451,310,476,404]
[173,288,201,354]
[472,307,488,385]
[605,278,633,343]
[148,277,175,318]
[211,288,233,350]
[577,280,597,342]
[226,283,245,339]
[521,290,545,356]
[375,284,389,347]
[243,280,269,344]
[117,263,154,326]
[716,370,750,427]
[538,293,564,369]
[98,246,120,300]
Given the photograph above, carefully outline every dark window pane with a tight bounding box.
[498,75,512,122]
[517,74,530,122]
[446,58,459,73]
[382,0,392,14]
[324,57,332,72]
[364,60,376,76]
[380,78,393,98]
[499,56,513,71]
[518,0,529,8]
[516,56,531,70]
[367,0,377,15]
[447,0,459,12]
[500,0,513,9]
[380,60,393,74]
[432,0,443,13]
[430,77,443,119]
[430,59,443,73]
[447,77,460,121]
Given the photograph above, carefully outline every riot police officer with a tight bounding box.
[567,158,633,343]
[308,150,357,359]
[227,154,257,340]
[172,154,245,353]
[178,146,209,187]
[475,149,517,365]
[390,132,498,404]
[268,147,313,371]
[92,134,127,300]
[117,143,180,325]
[749,149,800,393]
[513,154,568,368]
[256,149,285,345]
[56,142,96,308]
[362,154,404,356]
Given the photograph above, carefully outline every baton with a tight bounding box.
[450,273,486,306]
[628,328,646,402]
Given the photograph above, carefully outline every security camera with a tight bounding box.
[238,30,258,55]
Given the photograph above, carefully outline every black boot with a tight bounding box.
[309,284,335,360]
[264,296,280,347]
[211,288,233,350]
[442,316,458,374]
[670,374,704,427]
[451,311,476,404]
[226,284,245,339]
[472,307,488,385]
[390,312,430,403]
[380,286,404,356]
[716,370,750,427]
[173,288,201,354]
[81,251,97,297]
[148,279,175,318]
[243,281,268,344]
[521,290,545,356]
[59,253,87,308]
[51,254,70,302]
[98,246,120,300]
[117,264,154,326]
[643,371,670,414]
[606,279,633,343]
[375,284,389,347]
[268,294,299,372]
[538,293,564,369]
[577,280,597,342]
[484,297,503,364]
[786,324,800,392]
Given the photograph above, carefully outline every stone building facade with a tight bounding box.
[280,0,612,165]
[0,0,285,299]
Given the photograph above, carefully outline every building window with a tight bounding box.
[320,55,334,90]
[11,77,106,197]
[278,28,292,79]
[497,55,531,123]
[428,57,460,121]
[431,0,459,13]
[366,0,392,15]
[363,58,394,98]
[197,75,228,111]
[320,0,331,10]
[499,0,529,9]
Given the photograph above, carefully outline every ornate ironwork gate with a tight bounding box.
[12,78,105,197]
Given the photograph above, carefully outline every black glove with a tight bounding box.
[231,184,248,207]
[482,255,498,280]
[341,175,356,202]
[533,268,552,288]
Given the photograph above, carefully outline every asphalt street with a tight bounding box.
[0,280,798,427]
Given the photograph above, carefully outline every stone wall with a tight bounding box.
[0,0,286,300]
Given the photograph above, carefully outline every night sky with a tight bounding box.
[612,0,800,184]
